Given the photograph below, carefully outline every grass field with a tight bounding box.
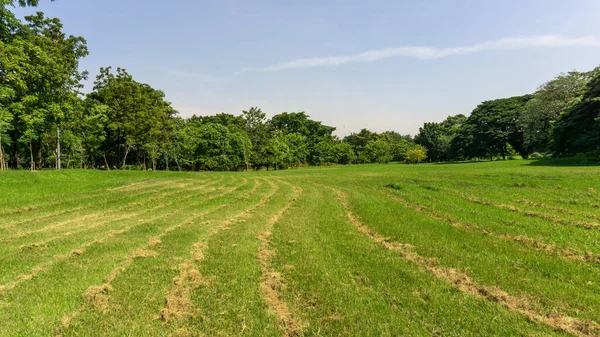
[1,160,600,336]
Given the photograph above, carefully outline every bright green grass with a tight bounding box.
[1,159,599,336]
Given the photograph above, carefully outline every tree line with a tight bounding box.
[1,1,599,171]
[0,0,427,171]
[414,67,600,162]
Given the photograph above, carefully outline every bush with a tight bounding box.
[506,144,518,160]
[406,145,427,164]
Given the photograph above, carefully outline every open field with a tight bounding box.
[1,160,600,336]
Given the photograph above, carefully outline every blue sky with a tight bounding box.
[15,0,600,136]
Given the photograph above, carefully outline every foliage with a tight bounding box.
[520,72,591,152]
[552,67,600,156]
[365,139,393,164]
[406,144,427,164]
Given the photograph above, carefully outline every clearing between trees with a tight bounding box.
[1,160,600,336]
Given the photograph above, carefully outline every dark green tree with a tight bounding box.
[461,95,532,160]
[520,72,591,152]
[552,67,600,156]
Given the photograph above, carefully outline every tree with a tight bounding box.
[379,131,412,162]
[197,113,245,130]
[312,140,333,165]
[415,122,448,162]
[284,133,308,167]
[552,67,600,156]
[196,123,249,171]
[343,128,378,163]
[520,72,591,152]
[1,0,48,40]
[330,142,354,164]
[407,144,427,164]
[1,11,88,169]
[174,118,202,170]
[266,133,290,170]
[270,111,336,165]
[366,139,393,164]
[90,67,176,169]
[462,95,532,160]
[0,103,11,170]
[242,107,271,169]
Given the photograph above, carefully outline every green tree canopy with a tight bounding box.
[520,72,591,152]
[552,67,600,156]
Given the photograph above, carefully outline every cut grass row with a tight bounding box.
[0,176,245,287]
[330,183,600,334]
[0,176,255,335]
[58,178,287,336]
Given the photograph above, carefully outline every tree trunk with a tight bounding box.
[66,152,71,169]
[10,134,17,169]
[121,144,130,169]
[152,157,156,171]
[104,154,111,171]
[37,142,43,169]
[56,127,61,170]
[165,154,169,171]
[29,142,35,171]
[174,157,181,172]
[0,133,4,171]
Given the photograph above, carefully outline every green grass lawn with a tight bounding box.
[1,160,600,336]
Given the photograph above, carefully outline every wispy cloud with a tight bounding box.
[237,35,600,73]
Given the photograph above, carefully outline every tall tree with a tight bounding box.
[462,95,532,160]
[520,72,591,152]
[366,138,393,164]
[241,107,271,169]
[415,122,448,162]
[90,67,175,168]
[1,10,88,169]
[343,128,378,163]
[196,123,248,171]
[552,67,600,156]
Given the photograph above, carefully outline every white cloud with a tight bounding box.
[239,35,600,73]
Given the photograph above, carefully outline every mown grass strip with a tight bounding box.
[0,176,225,242]
[18,178,239,251]
[379,188,600,265]
[159,178,282,325]
[55,178,274,336]
[59,178,252,330]
[387,181,600,260]
[258,183,304,336]
[329,185,600,337]
[0,178,198,227]
[0,177,238,293]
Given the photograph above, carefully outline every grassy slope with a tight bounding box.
[0,160,599,336]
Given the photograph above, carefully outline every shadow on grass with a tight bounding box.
[426,156,600,167]
[432,160,491,165]
[525,155,600,167]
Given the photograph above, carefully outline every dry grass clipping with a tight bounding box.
[380,190,600,265]
[84,284,113,314]
[258,185,304,337]
[159,260,213,323]
[463,194,600,230]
